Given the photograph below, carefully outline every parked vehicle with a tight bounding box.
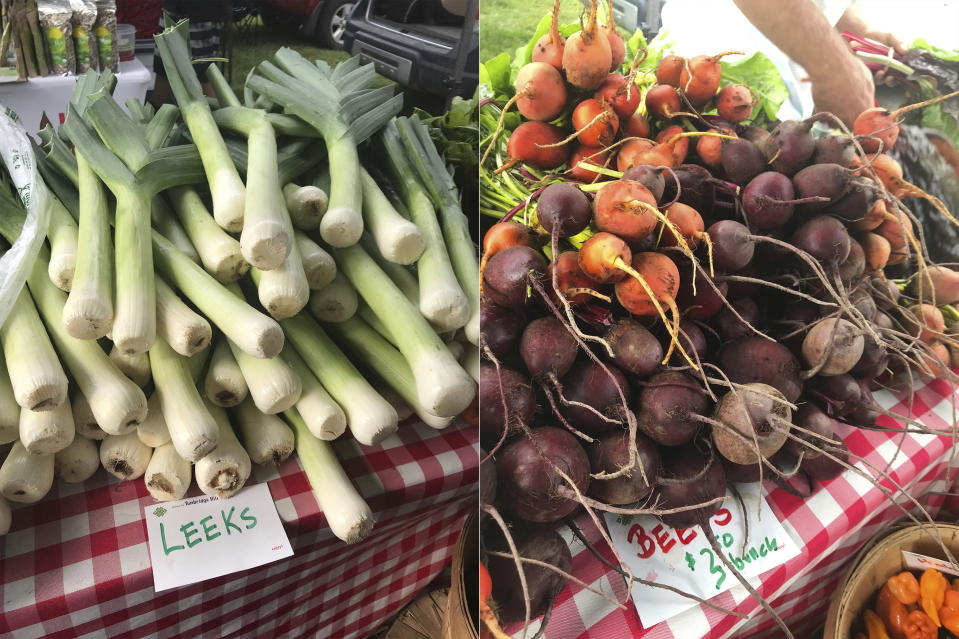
[259,0,358,48]
[341,0,478,99]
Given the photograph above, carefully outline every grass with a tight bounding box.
[479,0,584,64]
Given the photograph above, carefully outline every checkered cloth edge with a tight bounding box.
[512,379,959,639]
[1,418,478,639]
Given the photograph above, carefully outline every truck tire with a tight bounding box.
[317,0,357,49]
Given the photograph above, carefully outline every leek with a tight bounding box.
[286,407,373,543]
[72,391,107,440]
[137,394,171,448]
[109,346,151,387]
[308,272,358,323]
[283,182,327,231]
[227,337,302,415]
[54,437,100,483]
[0,287,68,411]
[326,315,452,429]
[0,495,8,535]
[100,431,152,480]
[19,399,76,454]
[0,346,19,444]
[62,154,113,339]
[144,442,192,501]
[167,186,249,282]
[332,242,475,418]
[204,337,248,407]
[155,277,212,357]
[0,441,54,503]
[360,167,423,265]
[155,20,246,231]
[281,313,397,445]
[249,241,309,319]
[380,123,469,332]
[233,396,294,465]
[280,345,346,440]
[296,231,336,290]
[195,402,251,499]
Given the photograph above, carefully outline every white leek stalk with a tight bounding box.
[461,337,480,384]
[144,442,191,501]
[280,346,346,440]
[295,231,336,290]
[358,302,396,346]
[0,287,68,411]
[333,243,475,417]
[360,167,423,265]
[380,386,413,421]
[204,338,248,407]
[212,107,291,270]
[47,195,80,292]
[380,123,469,332]
[326,316,452,429]
[228,337,301,415]
[27,253,148,434]
[153,232,284,358]
[446,339,464,361]
[286,408,373,543]
[0,495,10,534]
[233,396,294,465]
[109,346,151,387]
[195,402,251,499]
[72,391,107,440]
[155,20,245,231]
[250,240,309,319]
[395,116,480,345]
[282,314,396,445]
[152,199,201,265]
[0,347,19,444]
[62,154,113,338]
[307,272,357,323]
[54,436,99,483]
[100,431,152,480]
[283,182,327,231]
[20,399,76,454]
[167,186,249,283]
[137,394,170,447]
[149,335,219,462]
[156,277,212,357]
[0,441,54,503]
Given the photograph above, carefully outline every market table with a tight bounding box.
[0,416,477,639]
[515,378,959,639]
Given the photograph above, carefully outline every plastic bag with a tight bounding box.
[93,0,116,72]
[70,0,98,72]
[0,106,52,328]
[37,0,75,75]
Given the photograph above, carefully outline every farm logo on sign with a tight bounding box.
[153,507,168,518]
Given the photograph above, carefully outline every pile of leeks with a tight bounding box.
[0,19,478,545]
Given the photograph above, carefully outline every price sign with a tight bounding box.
[605,484,801,628]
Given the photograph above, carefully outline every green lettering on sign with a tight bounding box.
[200,515,220,541]
[240,507,257,530]
[222,507,241,534]
[160,522,184,556]
[181,521,202,548]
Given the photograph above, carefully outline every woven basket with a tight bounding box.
[823,522,959,639]
[443,510,478,639]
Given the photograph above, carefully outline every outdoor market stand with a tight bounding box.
[0,417,477,638]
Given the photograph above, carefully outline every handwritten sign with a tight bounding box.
[143,483,293,591]
[605,484,800,628]
[902,550,959,577]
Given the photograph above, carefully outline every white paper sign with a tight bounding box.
[143,483,294,591]
[605,484,801,628]
[902,550,959,577]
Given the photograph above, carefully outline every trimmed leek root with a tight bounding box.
[20,399,75,454]
[150,335,219,461]
[308,272,358,323]
[295,231,336,290]
[72,391,107,440]
[204,338,248,407]
[54,437,100,483]
[0,287,68,412]
[100,431,153,480]
[280,345,346,440]
[156,277,213,357]
[137,393,171,448]
[0,441,54,503]
[283,182,327,231]
[195,402,251,499]
[251,239,309,319]
[144,442,192,501]
[227,338,302,414]
[167,186,249,283]
[286,407,373,543]
[359,167,423,265]
[233,396,294,465]
[0,346,21,444]
[0,494,10,535]
[109,346,152,387]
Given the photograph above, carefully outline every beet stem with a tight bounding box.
[539,378,597,442]
[482,504,532,639]
[481,345,517,461]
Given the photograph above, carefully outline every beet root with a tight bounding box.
[480,364,536,440]
[559,360,631,434]
[604,318,664,378]
[719,337,803,403]
[483,245,548,307]
[487,524,573,622]
[654,442,726,529]
[801,318,864,376]
[712,383,791,465]
[638,371,709,446]
[587,431,661,504]
[497,426,591,523]
[537,182,592,238]
[521,316,578,379]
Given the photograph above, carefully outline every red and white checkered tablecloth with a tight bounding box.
[514,378,959,639]
[0,417,478,639]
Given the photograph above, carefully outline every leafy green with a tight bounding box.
[909,39,959,62]
[626,28,676,82]
[913,77,959,150]
[720,52,789,126]
[414,92,479,180]
[510,13,584,79]
[479,52,513,101]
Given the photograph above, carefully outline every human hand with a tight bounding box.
[811,56,875,129]
[860,28,907,56]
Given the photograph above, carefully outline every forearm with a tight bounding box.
[732,0,857,83]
